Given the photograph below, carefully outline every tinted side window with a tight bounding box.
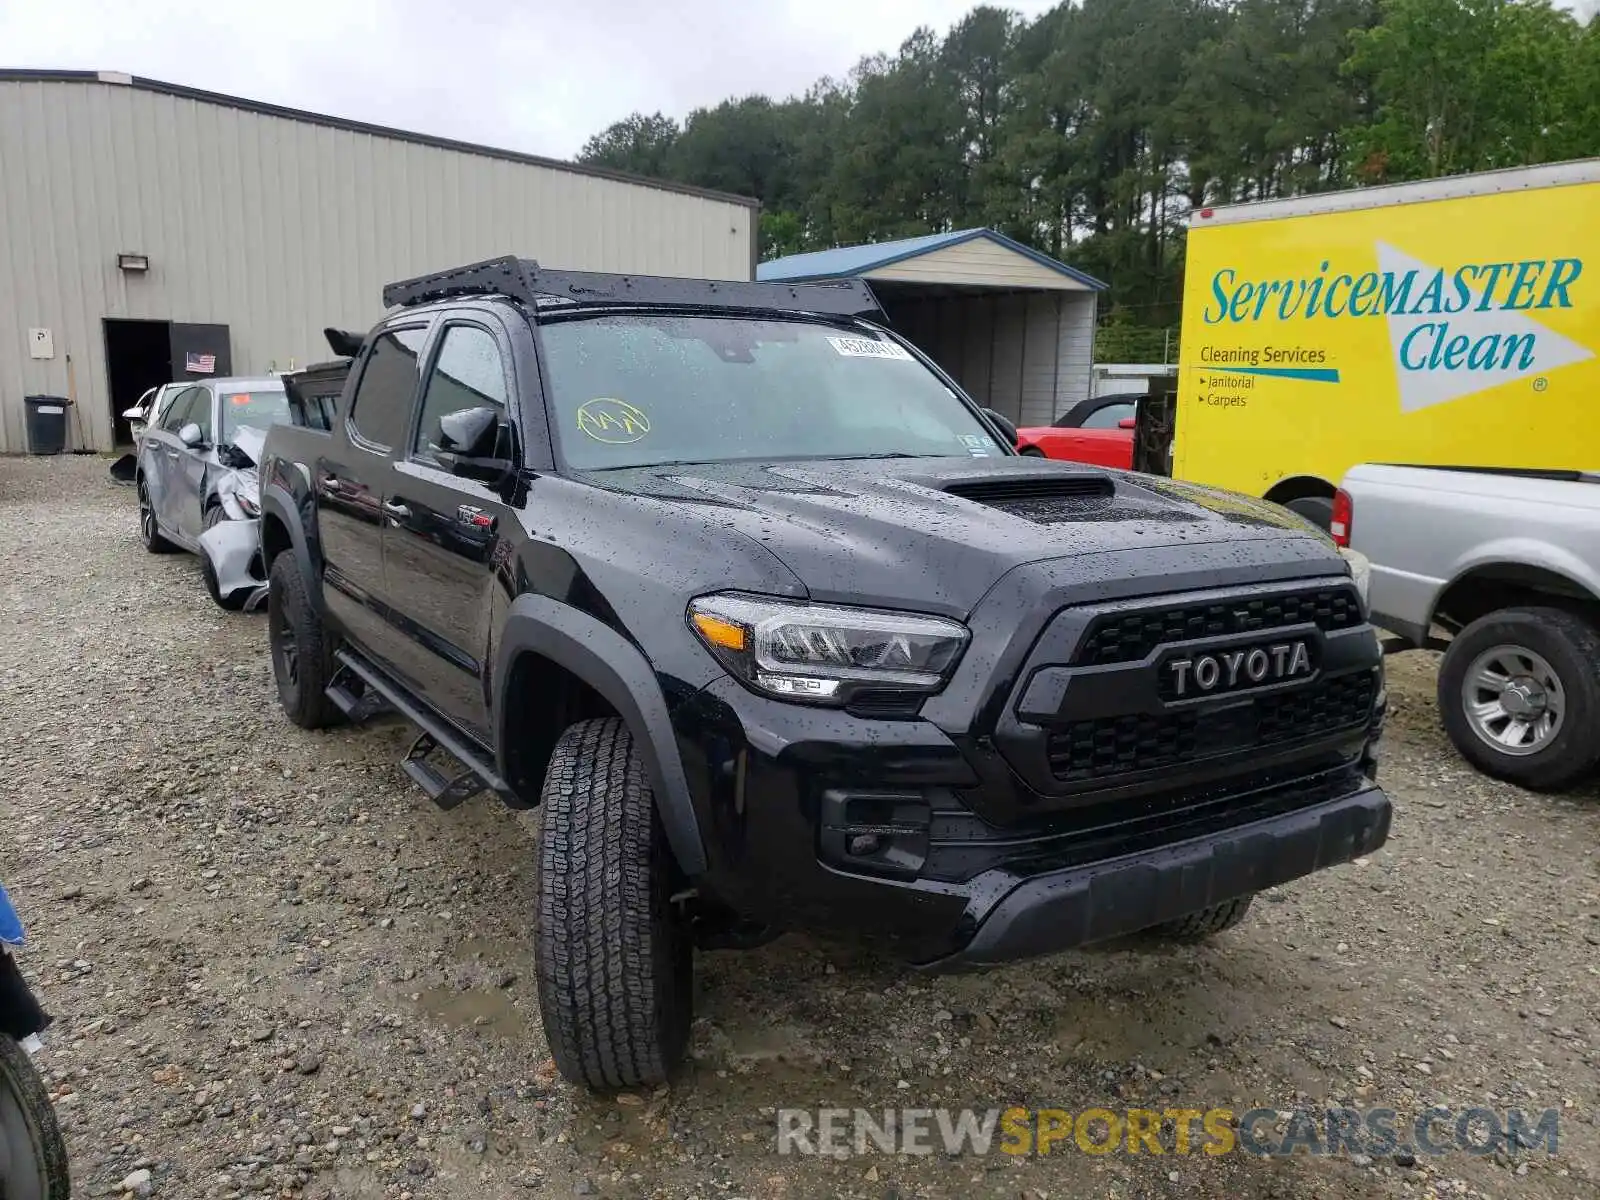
[1081,401,1136,429]
[190,389,215,441]
[348,327,428,451]
[159,387,202,432]
[413,325,508,461]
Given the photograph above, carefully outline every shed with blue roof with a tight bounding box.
[758,229,1106,427]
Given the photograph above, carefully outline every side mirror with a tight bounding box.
[436,406,499,457]
[178,422,204,448]
[1118,416,1137,430]
[432,406,514,484]
[982,407,1019,448]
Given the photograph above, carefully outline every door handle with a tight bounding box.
[321,474,346,494]
[382,500,411,522]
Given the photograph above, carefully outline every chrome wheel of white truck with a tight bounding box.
[1458,644,1565,755]
[1438,607,1600,792]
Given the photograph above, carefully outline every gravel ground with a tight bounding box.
[2,453,1597,1200]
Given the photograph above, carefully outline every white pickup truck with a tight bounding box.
[1336,464,1600,791]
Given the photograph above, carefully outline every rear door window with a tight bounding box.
[347,327,429,452]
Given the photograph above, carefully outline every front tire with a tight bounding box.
[1019,445,1047,457]
[0,1035,72,1200]
[533,718,693,1092]
[267,553,341,730]
[1145,895,1254,942]
[1437,606,1600,792]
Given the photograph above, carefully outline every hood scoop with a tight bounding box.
[942,472,1122,526]
[944,474,1115,505]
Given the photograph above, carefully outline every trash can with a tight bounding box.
[23,396,72,455]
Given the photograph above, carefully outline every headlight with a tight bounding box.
[1340,547,1371,606]
[235,470,261,516]
[687,593,969,706]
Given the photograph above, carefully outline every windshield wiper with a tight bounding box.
[827,452,943,460]
[589,459,717,471]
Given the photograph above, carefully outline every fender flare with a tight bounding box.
[494,595,707,876]
[259,482,320,613]
[1432,542,1600,628]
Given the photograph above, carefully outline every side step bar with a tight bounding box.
[328,649,517,810]
[326,661,393,723]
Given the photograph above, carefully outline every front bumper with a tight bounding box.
[672,672,1388,966]
[197,516,268,611]
[920,782,1390,970]
[668,553,1388,966]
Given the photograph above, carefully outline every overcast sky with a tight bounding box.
[0,0,1063,160]
[3,0,1592,162]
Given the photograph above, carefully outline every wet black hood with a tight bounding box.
[576,456,1340,617]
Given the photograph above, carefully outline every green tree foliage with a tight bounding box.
[577,112,681,178]
[1345,0,1585,180]
[575,0,1600,345]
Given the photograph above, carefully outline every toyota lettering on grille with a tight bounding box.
[1167,640,1312,698]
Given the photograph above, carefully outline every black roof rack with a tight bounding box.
[380,255,884,320]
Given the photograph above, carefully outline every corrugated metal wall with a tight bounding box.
[884,290,1097,426]
[0,77,756,452]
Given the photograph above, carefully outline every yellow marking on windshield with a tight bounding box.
[577,398,651,444]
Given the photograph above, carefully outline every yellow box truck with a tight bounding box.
[1173,158,1600,527]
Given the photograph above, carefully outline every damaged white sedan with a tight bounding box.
[135,377,288,611]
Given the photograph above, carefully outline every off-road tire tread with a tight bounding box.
[1437,605,1600,792]
[1148,895,1254,941]
[0,1034,72,1198]
[268,553,341,729]
[534,717,691,1092]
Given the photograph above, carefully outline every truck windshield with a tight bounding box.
[537,313,1006,470]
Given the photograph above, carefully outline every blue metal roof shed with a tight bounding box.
[759,229,1107,426]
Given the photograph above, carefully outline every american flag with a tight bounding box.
[185,351,216,374]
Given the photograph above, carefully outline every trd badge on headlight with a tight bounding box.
[1167,640,1312,698]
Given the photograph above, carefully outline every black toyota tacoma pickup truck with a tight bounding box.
[257,257,1391,1092]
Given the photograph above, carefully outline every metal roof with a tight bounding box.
[0,69,759,210]
[756,228,1108,290]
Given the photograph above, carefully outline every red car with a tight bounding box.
[1016,393,1140,469]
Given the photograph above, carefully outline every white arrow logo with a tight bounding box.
[1377,242,1593,413]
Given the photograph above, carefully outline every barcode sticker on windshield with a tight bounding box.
[827,336,913,361]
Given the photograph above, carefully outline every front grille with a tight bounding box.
[1047,671,1376,783]
[1075,587,1361,666]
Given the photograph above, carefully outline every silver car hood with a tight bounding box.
[229,425,267,467]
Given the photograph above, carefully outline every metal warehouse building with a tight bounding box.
[0,69,758,453]
[758,230,1106,427]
